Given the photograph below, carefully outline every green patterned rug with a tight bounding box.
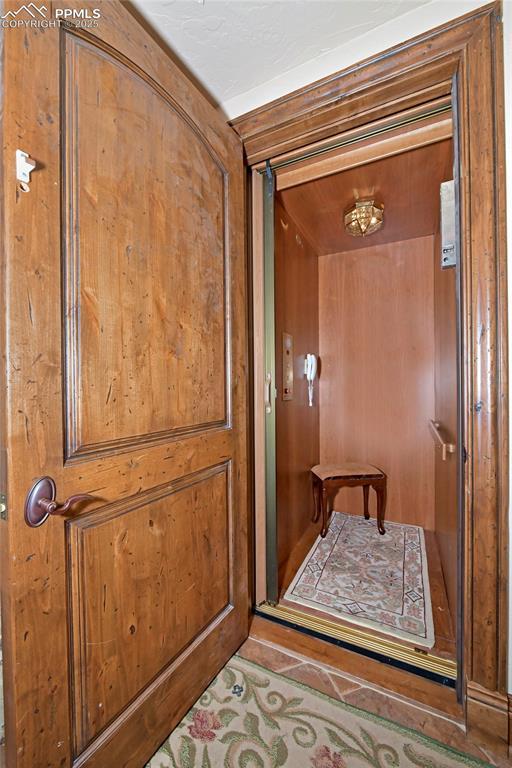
[147,656,489,768]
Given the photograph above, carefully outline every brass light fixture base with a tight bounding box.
[344,199,384,237]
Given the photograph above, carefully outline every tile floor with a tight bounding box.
[238,635,509,767]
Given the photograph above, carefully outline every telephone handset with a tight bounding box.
[305,354,317,382]
[304,353,318,406]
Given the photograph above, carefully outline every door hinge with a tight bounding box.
[0,493,7,520]
[462,446,468,464]
[265,159,274,198]
[0,447,6,520]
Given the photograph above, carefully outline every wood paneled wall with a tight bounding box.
[319,236,436,527]
[433,233,458,618]
[275,198,320,583]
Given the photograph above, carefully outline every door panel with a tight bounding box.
[68,464,231,752]
[1,3,247,767]
[64,34,227,458]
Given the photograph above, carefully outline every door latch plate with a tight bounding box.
[440,180,456,269]
[16,149,36,185]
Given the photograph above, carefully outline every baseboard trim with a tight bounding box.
[465,682,509,757]
[509,694,512,759]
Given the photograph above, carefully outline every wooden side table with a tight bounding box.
[311,463,387,538]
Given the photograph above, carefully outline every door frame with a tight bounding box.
[234,2,509,755]
[252,106,460,684]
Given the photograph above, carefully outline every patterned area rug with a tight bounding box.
[147,656,487,767]
[284,513,435,648]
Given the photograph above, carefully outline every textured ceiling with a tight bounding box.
[132,1,433,115]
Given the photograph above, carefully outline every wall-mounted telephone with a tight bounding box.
[304,353,318,407]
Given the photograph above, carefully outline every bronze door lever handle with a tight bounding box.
[24,476,96,527]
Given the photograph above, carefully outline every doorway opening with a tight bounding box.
[255,103,462,687]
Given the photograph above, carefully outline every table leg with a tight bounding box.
[363,484,370,520]
[321,485,329,538]
[312,476,321,523]
[374,480,386,535]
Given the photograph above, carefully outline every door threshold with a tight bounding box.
[255,602,457,686]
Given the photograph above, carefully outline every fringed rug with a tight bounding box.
[147,656,487,767]
[284,512,435,648]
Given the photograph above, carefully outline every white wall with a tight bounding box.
[229,0,512,691]
[224,1,496,119]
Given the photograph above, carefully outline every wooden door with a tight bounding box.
[0,3,248,766]
[433,236,459,628]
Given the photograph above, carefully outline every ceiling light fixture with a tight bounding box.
[344,199,384,237]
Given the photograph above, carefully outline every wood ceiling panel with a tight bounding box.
[278,139,453,255]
